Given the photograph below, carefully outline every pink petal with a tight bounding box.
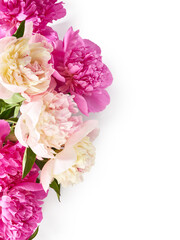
[84,39,101,54]
[40,159,55,192]
[30,33,53,53]
[20,100,43,127]
[39,26,59,44]
[30,142,53,159]
[0,80,27,95]
[73,93,89,116]
[100,64,113,88]
[63,27,76,52]
[63,27,83,52]
[24,21,33,38]
[53,146,77,175]
[15,100,43,149]
[15,116,29,148]
[0,83,13,99]
[84,89,110,113]
[15,182,45,192]
[47,77,57,92]
[66,120,99,147]
[53,70,65,82]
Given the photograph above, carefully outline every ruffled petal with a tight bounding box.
[84,89,110,113]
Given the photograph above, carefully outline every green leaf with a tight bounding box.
[0,96,23,120]
[22,148,36,179]
[50,179,61,202]
[0,104,17,119]
[13,20,25,38]
[0,99,11,114]
[7,118,18,124]
[35,159,48,170]
[14,105,20,118]
[36,178,40,183]
[28,227,39,240]
[4,93,25,105]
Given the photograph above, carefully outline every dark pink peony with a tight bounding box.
[0,0,66,40]
[0,183,46,240]
[52,27,113,115]
[0,120,47,240]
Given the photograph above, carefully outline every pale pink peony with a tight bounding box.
[0,0,66,41]
[15,91,83,159]
[0,31,54,100]
[52,27,113,116]
[0,183,46,240]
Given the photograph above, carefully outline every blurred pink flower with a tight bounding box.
[0,0,66,41]
[52,27,113,115]
[0,183,46,240]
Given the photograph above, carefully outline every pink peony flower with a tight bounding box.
[0,183,46,240]
[52,27,113,116]
[15,91,83,159]
[0,0,66,41]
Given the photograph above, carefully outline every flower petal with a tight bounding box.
[53,146,77,175]
[0,83,13,99]
[40,159,55,192]
[15,116,29,148]
[66,120,99,147]
[73,93,89,116]
[84,89,110,113]
[53,70,65,82]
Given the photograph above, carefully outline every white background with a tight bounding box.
[39,0,180,239]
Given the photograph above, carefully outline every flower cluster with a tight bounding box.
[0,1,112,239]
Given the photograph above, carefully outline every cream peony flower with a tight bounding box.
[54,136,96,187]
[40,120,99,191]
[0,33,54,99]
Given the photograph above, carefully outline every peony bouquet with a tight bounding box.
[0,1,112,239]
